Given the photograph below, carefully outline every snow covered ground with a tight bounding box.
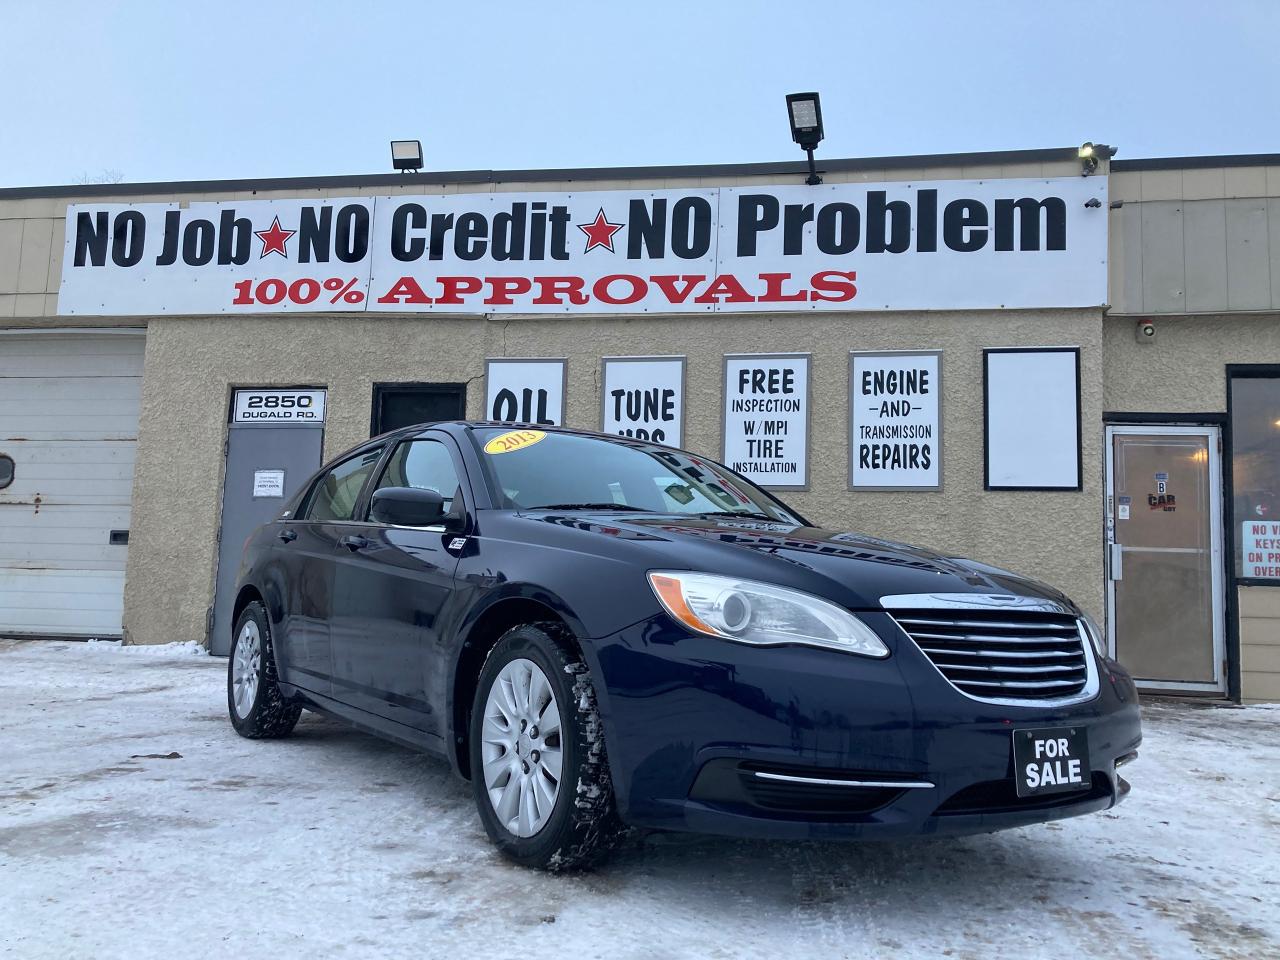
[1,638,1277,960]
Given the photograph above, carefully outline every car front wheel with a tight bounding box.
[469,622,622,870]
[227,601,302,739]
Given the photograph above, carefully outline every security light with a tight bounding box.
[1079,141,1116,176]
[391,140,424,172]
[786,92,825,185]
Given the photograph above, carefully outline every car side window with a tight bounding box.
[372,439,462,514]
[305,449,384,522]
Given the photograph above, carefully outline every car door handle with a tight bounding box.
[277,528,297,543]
[340,534,371,551]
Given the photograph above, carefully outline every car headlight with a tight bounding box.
[647,571,889,658]
[1080,612,1108,659]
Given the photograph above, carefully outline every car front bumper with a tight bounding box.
[582,612,1143,840]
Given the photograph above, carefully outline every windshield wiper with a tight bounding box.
[526,502,650,512]
[691,510,785,522]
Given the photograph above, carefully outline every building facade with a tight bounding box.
[1,146,1277,700]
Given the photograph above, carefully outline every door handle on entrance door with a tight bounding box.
[277,528,297,544]
[1109,543,1124,581]
[340,534,371,551]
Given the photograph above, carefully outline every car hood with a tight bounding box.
[528,511,1076,611]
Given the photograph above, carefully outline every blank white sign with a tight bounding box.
[985,349,1080,489]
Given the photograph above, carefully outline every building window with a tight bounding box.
[371,383,467,436]
[1231,372,1280,580]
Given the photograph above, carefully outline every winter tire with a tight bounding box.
[470,621,622,871]
[228,601,302,739]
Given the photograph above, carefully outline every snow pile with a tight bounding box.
[84,638,208,657]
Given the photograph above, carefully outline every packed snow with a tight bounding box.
[1,638,1277,959]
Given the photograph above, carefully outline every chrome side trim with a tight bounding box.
[879,592,1075,616]
[752,771,935,790]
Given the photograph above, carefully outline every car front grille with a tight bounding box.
[890,609,1091,702]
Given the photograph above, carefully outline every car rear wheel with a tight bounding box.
[469,622,622,870]
[228,601,302,739]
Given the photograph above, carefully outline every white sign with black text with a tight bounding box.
[601,357,684,446]
[850,352,941,490]
[485,359,566,426]
[252,469,286,498]
[232,389,327,425]
[722,354,809,489]
[1242,520,1280,580]
[58,177,1108,317]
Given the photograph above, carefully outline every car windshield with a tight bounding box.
[470,428,803,523]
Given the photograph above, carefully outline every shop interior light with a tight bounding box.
[785,92,825,186]
[390,140,424,172]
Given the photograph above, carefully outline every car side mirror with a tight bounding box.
[370,487,447,527]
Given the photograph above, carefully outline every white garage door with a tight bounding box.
[0,331,145,637]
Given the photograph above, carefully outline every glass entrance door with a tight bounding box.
[1105,426,1225,693]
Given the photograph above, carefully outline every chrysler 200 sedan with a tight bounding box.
[226,422,1142,870]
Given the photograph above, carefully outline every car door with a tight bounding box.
[329,435,465,734]
[280,446,386,697]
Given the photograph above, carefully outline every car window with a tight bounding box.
[471,428,801,523]
[371,439,462,513]
[305,449,384,522]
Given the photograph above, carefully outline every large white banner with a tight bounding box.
[723,354,809,489]
[57,177,1107,316]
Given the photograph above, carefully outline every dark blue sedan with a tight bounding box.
[226,422,1142,870]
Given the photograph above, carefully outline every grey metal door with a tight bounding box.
[209,389,326,655]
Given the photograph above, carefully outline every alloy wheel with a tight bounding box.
[480,658,564,837]
[231,620,262,719]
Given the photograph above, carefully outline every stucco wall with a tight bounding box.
[1103,312,1280,412]
[120,308,1105,646]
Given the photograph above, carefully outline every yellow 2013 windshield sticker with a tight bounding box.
[483,429,547,455]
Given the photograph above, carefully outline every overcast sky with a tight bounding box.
[0,1,1275,188]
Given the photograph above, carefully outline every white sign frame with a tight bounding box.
[484,358,568,426]
[722,353,810,491]
[231,388,327,426]
[600,356,686,447]
[984,347,1082,491]
[849,350,943,491]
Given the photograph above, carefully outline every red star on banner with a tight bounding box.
[254,216,296,259]
[577,208,624,253]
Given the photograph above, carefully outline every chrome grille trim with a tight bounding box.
[881,593,1099,707]
[752,771,935,790]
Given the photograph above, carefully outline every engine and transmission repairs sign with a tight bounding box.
[849,351,941,490]
[722,354,809,489]
[57,177,1106,316]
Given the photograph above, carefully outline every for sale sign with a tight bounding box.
[57,177,1107,316]
[722,354,809,489]
[849,352,941,490]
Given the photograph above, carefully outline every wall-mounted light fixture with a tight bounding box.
[1079,141,1117,176]
[786,92,825,185]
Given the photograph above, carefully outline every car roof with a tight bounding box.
[392,420,682,450]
